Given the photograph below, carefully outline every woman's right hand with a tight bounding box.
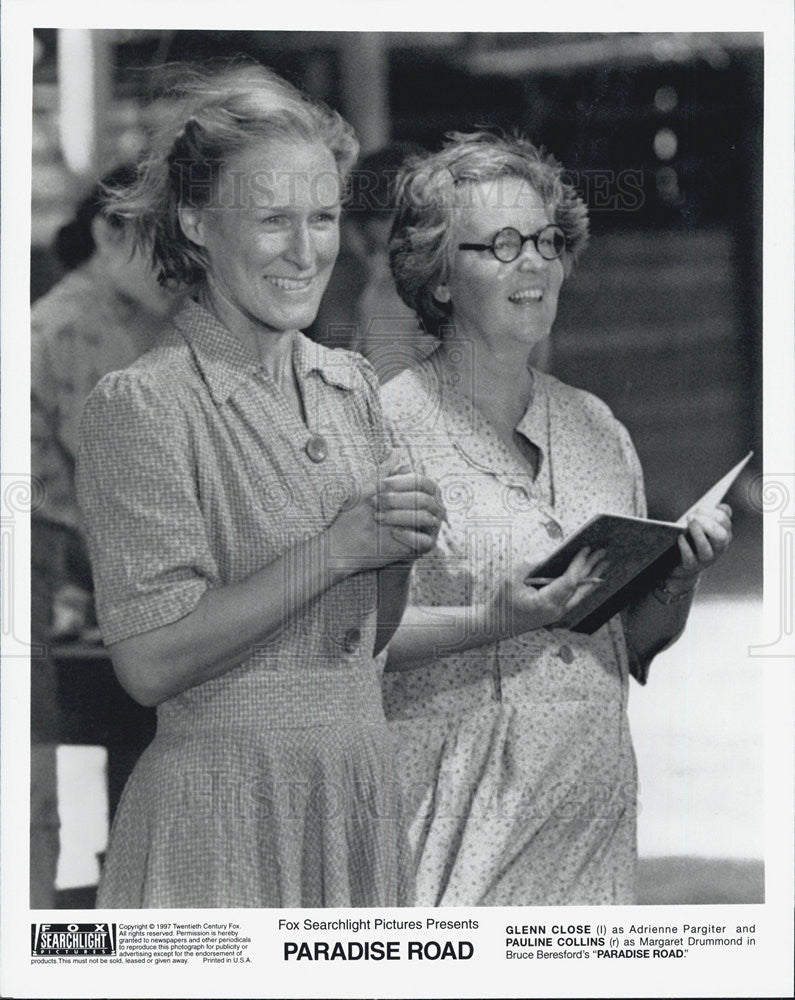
[488,547,608,638]
[327,453,445,574]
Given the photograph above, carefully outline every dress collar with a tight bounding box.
[516,369,551,471]
[431,355,549,477]
[173,298,356,405]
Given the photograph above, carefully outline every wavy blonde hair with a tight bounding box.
[104,61,359,287]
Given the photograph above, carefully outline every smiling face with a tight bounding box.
[179,138,342,340]
[435,176,565,354]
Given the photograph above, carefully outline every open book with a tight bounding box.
[527,452,753,634]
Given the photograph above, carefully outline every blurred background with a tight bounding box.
[30,29,764,908]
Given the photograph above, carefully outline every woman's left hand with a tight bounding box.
[661,502,733,597]
[371,466,446,560]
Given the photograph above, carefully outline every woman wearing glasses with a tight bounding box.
[380,132,732,906]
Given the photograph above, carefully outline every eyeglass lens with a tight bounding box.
[493,226,565,262]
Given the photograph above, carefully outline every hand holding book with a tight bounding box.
[523,453,750,634]
[488,546,609,638]
[654,501,733,603]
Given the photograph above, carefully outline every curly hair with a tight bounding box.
[389,131,590,338]
[103,61,359,287]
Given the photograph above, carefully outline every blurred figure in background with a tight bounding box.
[350,143,437,382]
[311,143,437,381]
[32,162,181,599]
[30,163,182,906]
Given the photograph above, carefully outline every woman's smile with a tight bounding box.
[264,274,317,291]
[508,286,545,304]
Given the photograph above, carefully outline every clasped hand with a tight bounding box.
[329,452,445,571]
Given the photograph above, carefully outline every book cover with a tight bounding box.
[528,452,753,633]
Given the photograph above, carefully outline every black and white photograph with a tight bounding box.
[2,4,793,999]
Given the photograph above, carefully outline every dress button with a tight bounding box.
[557,644,574,664]
[545,519,564,540]
[343,627,362,653]
[305,434,328,463]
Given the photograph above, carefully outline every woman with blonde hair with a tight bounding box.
[77,63,444,908]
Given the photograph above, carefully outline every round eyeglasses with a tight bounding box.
[458,224,566,263]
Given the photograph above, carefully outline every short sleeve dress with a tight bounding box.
[77,300,409,908]
[381,354,648,906]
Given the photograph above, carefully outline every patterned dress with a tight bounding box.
[32,258,171,532]
[381,353,649,906]
[77,300,409,908]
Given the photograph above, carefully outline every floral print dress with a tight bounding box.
[381,353,648,906]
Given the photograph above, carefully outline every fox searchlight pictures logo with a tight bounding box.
[32,923,117,956]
